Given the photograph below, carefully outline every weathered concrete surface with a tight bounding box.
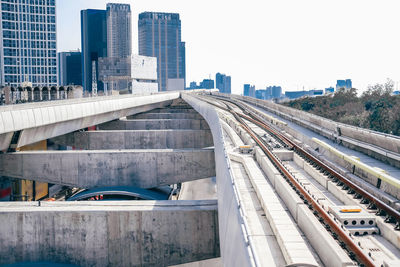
[169,258,221,267]
[129,112,203,120]
[0,200,219,267]
[178,177,217,200]
[0,149,216,188]
[147,108,198,113]
[98,118,210,130]
[0,92,180,150]
[182,93,254,267]
[51,130,213,149]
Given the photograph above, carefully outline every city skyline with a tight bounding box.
[57,0,400,94]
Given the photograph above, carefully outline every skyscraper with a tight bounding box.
[81,9,107,93]
[216,73,231,94]
[0,0,57,87]
[243,84,250,96]
[106,3,131,58]
[58,51,82,86]
[138,12,186,91]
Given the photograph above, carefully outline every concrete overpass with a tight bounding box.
[2,91,400,266]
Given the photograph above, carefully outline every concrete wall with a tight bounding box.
[182,93,254,267]
[0,200,219,267]
[98,119,210,131]
[51,130,213,150]
[0,149,216,189]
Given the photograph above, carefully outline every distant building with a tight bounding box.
[200,79,214,89]
[216,73,231,94]
[106,4,131,58]
[187,79,214,90]
[325,87,335,94]
[188,81,199,90]
[269,86,282,98]
[256,89,267,100]
[285,89,324,100]
[81,4,132,94]
[243,84,250,96]
[98,55,157,94]
[310,89,323,96]
[242,84,255,97]
[139,12,186,91]
[81,9,108,93]
[0,0,57,87]
[58,51,82,86]
[336,79,352,90]
[285,90,310,99]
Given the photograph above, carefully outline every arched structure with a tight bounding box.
[26,87,32,102]
[42,87,49,101]
[33,87,40,102]
[50,86,57,100]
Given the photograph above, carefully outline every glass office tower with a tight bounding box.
[0,0,57,87]
[81,9,107,93]
[138,12,186,91]
[106,3,131,58]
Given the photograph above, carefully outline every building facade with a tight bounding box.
[81,9,107,93]
[138,12,186,91]
[58,51,82,86]
[216,73,231,94]
[270,86,282,98]
[336,79,352,90]
[0,0,57,87]
[106,3,131,58]
[98,54,158,95]
[243,84,250,96]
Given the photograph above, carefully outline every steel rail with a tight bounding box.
[197,93,376,266]
[235,100,400,226]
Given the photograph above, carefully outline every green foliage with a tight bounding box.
[282,79,400,136]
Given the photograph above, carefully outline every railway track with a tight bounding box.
[197,93,400,266]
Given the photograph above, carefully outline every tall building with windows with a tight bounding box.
[106,3,131,58]
[58,51,82,86]
[81,4,132,94]
[216,73,231,94]
[138,12,186,91]
[81,9,107,93]
[0,0,57,87]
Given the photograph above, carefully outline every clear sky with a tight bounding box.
[57,0,400,94]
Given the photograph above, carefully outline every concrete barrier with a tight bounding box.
[0,200,219,267]
[182,93,254,267]
[51,130,213,149]
[98,118,210,130]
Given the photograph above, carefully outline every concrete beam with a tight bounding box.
[98,118,210,130]
[0,92,180,149]
[0,149,216,188]
[128,112,203,120]
[148,108,198,113]
[0,200,220,267]
[51,130,213,149]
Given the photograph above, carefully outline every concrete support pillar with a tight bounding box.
[39,89,42,101]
